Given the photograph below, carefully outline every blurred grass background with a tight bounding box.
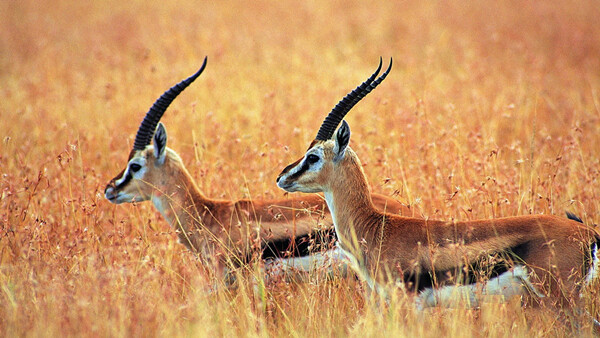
[1,0,600,336]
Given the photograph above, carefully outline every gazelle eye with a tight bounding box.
[306,154,320,164]
[129,163,142,173]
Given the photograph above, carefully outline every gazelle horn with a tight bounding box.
[314,57,392,141]
[132,56,208,151]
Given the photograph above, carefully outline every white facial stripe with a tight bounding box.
[286,163,302,178]
[277,146,327,194]
[115,157,147,187]
[115,168,129,187]
[290,148,324,176]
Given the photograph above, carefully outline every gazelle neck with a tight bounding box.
[323,148,380,251]
[149,156,212,251]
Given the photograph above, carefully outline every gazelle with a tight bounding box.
[104,57,414,280]
[276,58,600,311]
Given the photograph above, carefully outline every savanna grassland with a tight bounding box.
[2,1,600,336]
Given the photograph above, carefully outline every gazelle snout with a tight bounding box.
[276,174,298,192]
[276,157,304,190]
[104,171,123,203]
[104,167,146,204]
[104,179,129,204]
[104,184,118,203]
[103,180,146,204]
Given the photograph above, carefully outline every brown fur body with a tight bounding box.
[277,138,600,306]
[105,145,413,272]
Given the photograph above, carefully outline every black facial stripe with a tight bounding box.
[116,171,133,188]
[287,159,310,181]
[279,157,302,176]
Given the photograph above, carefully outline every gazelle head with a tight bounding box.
[105,57,207,204]
[276,58,392,193]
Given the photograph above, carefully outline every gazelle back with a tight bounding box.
[277,58,600,311]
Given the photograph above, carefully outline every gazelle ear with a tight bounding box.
[333,120,350,162]
[154,123,168,165]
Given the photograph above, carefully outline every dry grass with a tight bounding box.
[2,0,600,336]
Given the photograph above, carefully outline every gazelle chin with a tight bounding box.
[276,58,600,311]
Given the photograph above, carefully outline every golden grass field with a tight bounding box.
[2,0,600,336]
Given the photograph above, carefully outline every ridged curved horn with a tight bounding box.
[132,56,208,151]
[315,57,392,141]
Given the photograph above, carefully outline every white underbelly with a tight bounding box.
[416,265,543,309]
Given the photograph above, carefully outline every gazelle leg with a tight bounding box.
[263,247,349,282]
